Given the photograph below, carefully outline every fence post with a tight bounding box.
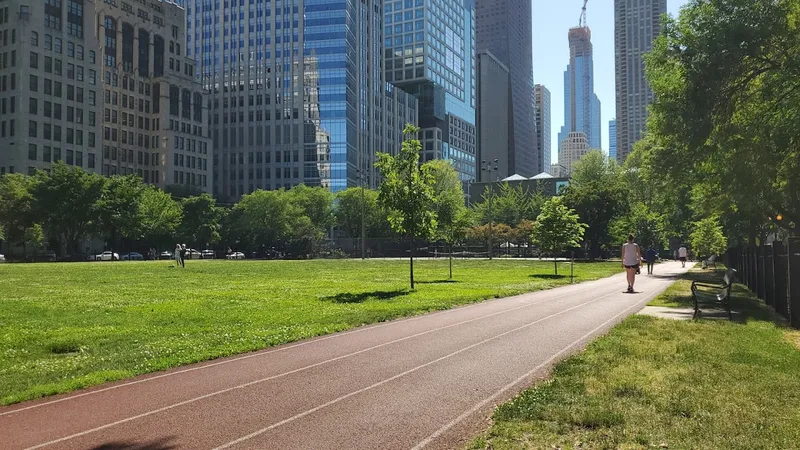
[758,245,766,300]
[765,244,774,307]
[788,236,800,329]
[774,241,789,319]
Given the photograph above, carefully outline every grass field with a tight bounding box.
[470,268,800,450]
[0,258,619,406]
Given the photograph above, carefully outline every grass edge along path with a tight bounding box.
[0,259,618,406]
[469,268,800,450]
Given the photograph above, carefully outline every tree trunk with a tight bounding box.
[554,257,558,275]
[410,236,415,289]
[449,243,453,280]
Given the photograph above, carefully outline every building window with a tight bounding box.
[29,52,38,69]
[121,23,134,72]
[138,29,150,75]
[31,32,38,47]
[153,35,164,76]
[28,144,37,161]
[28,120,37,138]
[104,17,116,67]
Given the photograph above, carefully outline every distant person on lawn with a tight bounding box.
[180,244,187,267]
[645,246,658,275]
[622,234,642,293]
[174,244,183,267]
[679,244,688,268]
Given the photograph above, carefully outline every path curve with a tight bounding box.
[0,262,690,450]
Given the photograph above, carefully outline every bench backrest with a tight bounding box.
[723,268,737,287]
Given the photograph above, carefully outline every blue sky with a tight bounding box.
[532,0,689,163]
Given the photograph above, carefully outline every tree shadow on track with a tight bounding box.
[90,437,177,450]
[322,289,410,304]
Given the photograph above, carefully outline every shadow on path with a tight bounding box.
[322,290,410,304]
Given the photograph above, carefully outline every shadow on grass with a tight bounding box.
[416,280,460,284]
[90,437,177,450]
[529,274,567,280]
[322,289,410,304]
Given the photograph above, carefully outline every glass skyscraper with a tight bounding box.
[558,27,601,152]
[384,0,476,182]
[475,0,537,175]
[186,0,417,200]
[609,119,617,161]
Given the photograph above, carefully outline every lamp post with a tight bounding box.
[356,168,367,260]
[481,159,499,260]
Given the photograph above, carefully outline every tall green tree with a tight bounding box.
[0,174,36,257]
[97,175,147,256]
[375,124,438,289]
[139,187,183,249]
[531,197,586,275]
[424,159,470,279]
[287,184,335,231]
[690,216,728,261]
[563,150,627,259]
[33,163,106,254]
[473,182,543,227]
[335,187,394,241]
[178,193,223,248]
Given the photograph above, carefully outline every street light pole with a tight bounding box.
[481,159,499,260]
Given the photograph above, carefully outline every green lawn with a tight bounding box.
[0,258,619,406]
[470,269,800,450]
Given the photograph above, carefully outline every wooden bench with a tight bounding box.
[691,268,736,319]
[702,255,717,269]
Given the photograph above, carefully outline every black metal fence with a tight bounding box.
[727,236,800,328]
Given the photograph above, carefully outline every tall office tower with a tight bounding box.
[96,0,213,192]
[386,0,476,182]
[558,131,589,176]
[187,0,417,200]
[533,84,551,174]
[614,0,666,162]
[608,119,617,161]
[476,51,509,181]
[0,2,102,176]
[475,0,536,177]
[558,27,601,152]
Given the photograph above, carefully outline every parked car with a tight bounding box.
[227,252,245,260]
[122,252,143,261]
[201,250,215,259]
[32,251,57,262]
[160,251,174,259]
[93,251,120,261]
[186,249,203,259]
[0,254,5,263]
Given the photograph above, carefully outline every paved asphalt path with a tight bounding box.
[1,262,690,450]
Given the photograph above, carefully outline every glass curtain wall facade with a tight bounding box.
[385,0,476,182]
[558,27,600,151]
[533,84,550,174]
[187,0,416,200]
[608,119,616,161]
[474,0,537,175]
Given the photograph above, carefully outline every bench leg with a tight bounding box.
[692,293,700,319]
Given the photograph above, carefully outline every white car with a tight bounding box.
[0,254,5,263]
[94,251,120,261]
[122,252,143,261]
[160,251,174,259]
[226,252,245,260]
[186,249,203,259]
[201,250,215,259]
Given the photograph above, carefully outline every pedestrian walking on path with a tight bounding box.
[622,234,642,293]
[645,246,658,275]
[678,244,688,268]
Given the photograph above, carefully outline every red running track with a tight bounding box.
[0,262,690,450]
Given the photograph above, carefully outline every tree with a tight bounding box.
[287,184,335,231]
[690,216,728,261]
[24,224,45,255]
[563,150,627,260]
[472,182,544,227]
[33,163,106,254]
[97,175,147,256]
[224,189,312,254]
[0,174,36,257]
[424,159,469,279]
[178,194,223,249]
[376,124,438,289]
[531,197,586,275]
[644,0,800,241]
[139,187,183,249]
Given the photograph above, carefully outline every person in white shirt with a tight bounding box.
[622,234,642,293]
[678,245,688,268]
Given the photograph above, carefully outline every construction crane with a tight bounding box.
[579,0,588,28]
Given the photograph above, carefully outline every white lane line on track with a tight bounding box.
[1,274,623,418]
[211,288,624,450]
[410,283,668,450]
[22,281,621,450]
